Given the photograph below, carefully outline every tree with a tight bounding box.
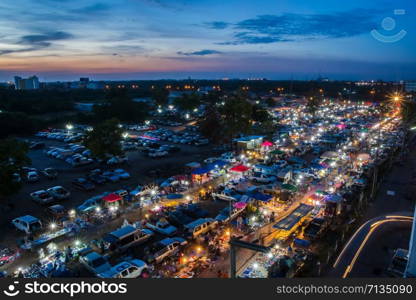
[83,118,123,159]
[306,96,322,117]
[152,87,169,107]
[0,139,30,200]
[265,97,275,107]
[400,100,416,125]
[221,95,253,141]
[199,105,223,144]
[93,88,149,123]
[173,93,201,111]
[251,105,271,123]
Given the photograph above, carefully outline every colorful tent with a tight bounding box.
[192,167,211,175]
[269,149,285,156]
[234,202,247,209]
[281,184,297,192]
[103,193,122,203]
[230,165,250,172]
[262,141,273,147]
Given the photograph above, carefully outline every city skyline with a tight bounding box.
[0,0,415,81]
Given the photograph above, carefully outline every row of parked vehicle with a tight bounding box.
[35,130,84,143]
[30,186,71,205]
[146,128,209,146]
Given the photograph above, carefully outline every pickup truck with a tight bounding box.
[145,237,187,264]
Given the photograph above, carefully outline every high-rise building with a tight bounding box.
[14,75,40,90]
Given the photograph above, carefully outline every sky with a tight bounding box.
[0,0,415,81]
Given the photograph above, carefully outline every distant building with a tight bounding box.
[405,81,416,92]
[14,75,40,90]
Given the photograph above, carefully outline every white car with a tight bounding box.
[27,171,39,182]
[80,252,111,276]
[98,259,148,278]
[204,157,219,164]
[148,151,168,158]
[146,219,177,236]
[47,186,70,200]
[249,172,277,183]
[30,190,54,204]
[107,156,128,165]
[12,215,42,234]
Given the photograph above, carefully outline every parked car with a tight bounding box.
[249,172,277,184]
[145,218,177,236]
[167,211,194,227]
[12,215,42,234]
[80,252,111,276]
[102,171,120,183]
[30,190,54,204]
[184,218,218,239]
[102,225,153,253]
[88,173,107,185]
[107,156,128,165]
[27,171,39,182]
[42,168,58,179]
[47,186,70,200]
[72,178,96,191]
[145,237,187,264]
[98,259,149,278]
[45,204,67,219]
[113,169,130,180]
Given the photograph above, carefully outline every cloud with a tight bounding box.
[212,9,381,44]
[19,31,73,46]
[0,31,73,55]
[70,3,111,14]
[205,21,229,30]
[177,49,222,56]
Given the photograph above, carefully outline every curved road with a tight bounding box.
[331,213,413,278]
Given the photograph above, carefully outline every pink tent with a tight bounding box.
[262,141,273,147]
[234,202,247,209]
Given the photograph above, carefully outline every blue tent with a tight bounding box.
[166,194,183,199]
[294,238,311,248]
[192,167,210,175]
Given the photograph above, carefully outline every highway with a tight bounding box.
[331,213,413,278]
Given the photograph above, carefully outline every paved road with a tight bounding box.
[330,214,413,278]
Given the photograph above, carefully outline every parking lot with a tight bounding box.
[0,131,217,248]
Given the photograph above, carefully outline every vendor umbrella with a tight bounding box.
[262,141,273,147]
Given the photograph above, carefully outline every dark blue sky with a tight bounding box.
[0,0,415,81]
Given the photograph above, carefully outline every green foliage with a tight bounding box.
[220,95,253,140]
[0,112,43,139]
[0,139,30,198]
[401,100,416,125]
[173,93,201,111]
[199,105,223,144]
[306,96,322,116]
[93,88,149,123]
[152,87,169,107]
[251,105,271,123]
[83,118,123,159]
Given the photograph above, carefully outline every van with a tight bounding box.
[184,218,218,239]
[102,225,153,253]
